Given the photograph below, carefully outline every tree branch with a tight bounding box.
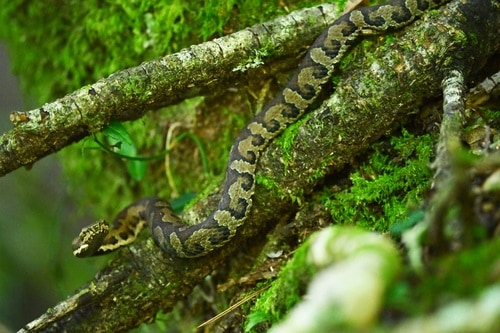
[0,4,341,177]
[18,0,500,331]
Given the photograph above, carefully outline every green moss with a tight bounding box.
[256,174,286,198]
[325,129,434,232]
[245,239,316,332]
[1,1,195,103]
[214,106,250,170]
[0,0,320,105]
[307,160,329,186]
[276,118,305,163]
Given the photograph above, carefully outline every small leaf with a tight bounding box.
[128,159,147,181]
[170,192,196,213]
[102,119,134,146]
[102,120,149,180]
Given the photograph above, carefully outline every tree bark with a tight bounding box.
[0,4,340,177]
[15,0,500,331]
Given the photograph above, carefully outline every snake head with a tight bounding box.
[72,220,110,257]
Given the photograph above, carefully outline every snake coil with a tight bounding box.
[73,0,449,258]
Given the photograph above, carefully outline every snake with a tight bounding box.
[72,0,449,258]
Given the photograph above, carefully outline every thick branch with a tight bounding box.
[19,0,499,331]
[258,0,499,196]
[0,4,340,177]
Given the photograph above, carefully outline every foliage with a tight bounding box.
[325,129,434,231]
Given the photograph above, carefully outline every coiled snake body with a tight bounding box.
[73,0,449,258]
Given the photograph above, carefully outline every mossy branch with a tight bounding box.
[17,0,500,331]
[0,4,341,177]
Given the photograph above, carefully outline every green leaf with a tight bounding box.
[169,192,196,213]
[127,159,147,181]
[102,120,148,180]
[102,119,134,146]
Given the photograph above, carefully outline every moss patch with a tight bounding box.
[325,129,434,232]
[0,0,324,104]
[245,239,316,332]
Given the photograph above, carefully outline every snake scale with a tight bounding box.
[73,0,449,258]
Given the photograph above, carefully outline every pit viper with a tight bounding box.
[73,0,449,258]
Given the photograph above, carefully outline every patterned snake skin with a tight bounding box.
[73,0,450,258]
